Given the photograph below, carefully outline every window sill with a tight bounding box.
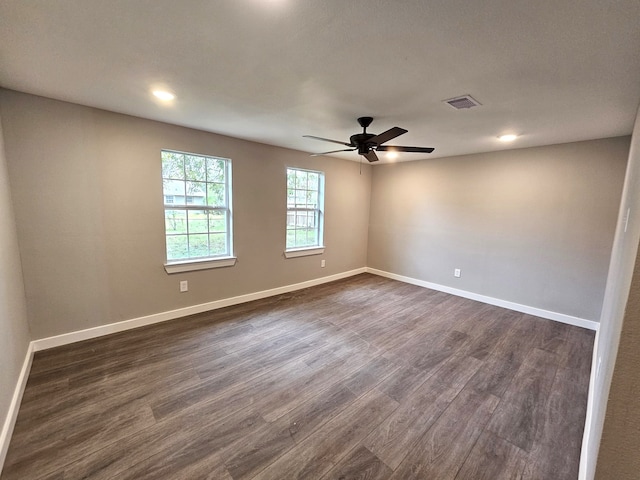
[284,246,325,259]
[164,256,237,274]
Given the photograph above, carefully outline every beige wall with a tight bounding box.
[368,138,629,321]
[0,104,30,466]
[0,90,371,339]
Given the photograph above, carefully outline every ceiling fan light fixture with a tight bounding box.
[386,150,398,160]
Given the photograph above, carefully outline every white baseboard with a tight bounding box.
[0,342,34,473]
[32,268,367,351]
[366,267,599,331]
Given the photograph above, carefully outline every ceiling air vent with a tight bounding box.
[443,95,481,110]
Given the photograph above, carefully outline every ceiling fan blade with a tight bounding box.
[376,145,435,153]
[363,150,379,163]
[303,135,352,147]
[368,127,407,145]
[310,148,356,156]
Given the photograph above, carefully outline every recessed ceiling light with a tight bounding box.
[386,151,398,160]
[498,134,518,142]
[152,90,175,101]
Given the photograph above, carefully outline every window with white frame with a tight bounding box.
[162,150,232,263]
[286,167,324,251]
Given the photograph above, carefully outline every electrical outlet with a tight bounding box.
[321,259,326,268]
[180,280,188,292]
[454,268,461,278]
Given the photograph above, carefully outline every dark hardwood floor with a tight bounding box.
[1,273,595,479]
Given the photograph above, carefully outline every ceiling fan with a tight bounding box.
[304,117,434,162]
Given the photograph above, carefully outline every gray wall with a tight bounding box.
[0,90,372,339]
[0,104,31,466]
[368,138,629,321]
[588,103,640,479]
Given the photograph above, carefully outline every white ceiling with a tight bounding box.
[1,0,639,163]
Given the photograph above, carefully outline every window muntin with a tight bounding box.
[162,150,232,262]
[286,167,324,250]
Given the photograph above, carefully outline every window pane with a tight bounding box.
[207,158,226,183]
[188,234,209,258]
[208,211,227,233]
[308,172,319,190]
[185,155,206,182]
[287,188,295,207]
[207,182,226,207]
[307,191,318,208]
[162,151,185,180]
[286,229,296,248]
[163,179,186,205]
[295,170,308,189]
[186,181,206,204]
[295,190,307,207]
[209,233,227,256]
[167,235,188,261]
[165,209,187,235]
[307,228,318,246]
[187,210,208,234]
[287,169,296,188]
[286,212,295,227]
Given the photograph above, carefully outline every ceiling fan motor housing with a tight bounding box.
[350,133,377,154]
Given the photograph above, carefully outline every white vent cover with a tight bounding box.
[443,95,482,110]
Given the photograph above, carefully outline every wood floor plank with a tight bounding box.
[2,402,156,480]
[223,383,358,480]
[1,274,593,480]
[252,388,398,480]
[389,386,500,480]
[375,362,435,403]
[260,346,382,423]
[363,355,483,470]
[116,410,265,480]
[60,358,317,479]
[343,356,399,397]
[7,367,198,462]
[151,337,323,421]
[467,353,522,397]
[487,312,533,364]
[457,308,518,361]
[485,348,559,452]
[321,446,393,480]
[455,431,528,480]
[410,330,470,372]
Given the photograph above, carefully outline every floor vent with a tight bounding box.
[443,95,482,110]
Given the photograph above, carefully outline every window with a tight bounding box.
[286,167,324,256]
[162,150,234,271]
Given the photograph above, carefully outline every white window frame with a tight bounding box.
[162,150,236,274]
[284,167,325,258]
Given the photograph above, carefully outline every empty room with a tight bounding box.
[1,1,639,479]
